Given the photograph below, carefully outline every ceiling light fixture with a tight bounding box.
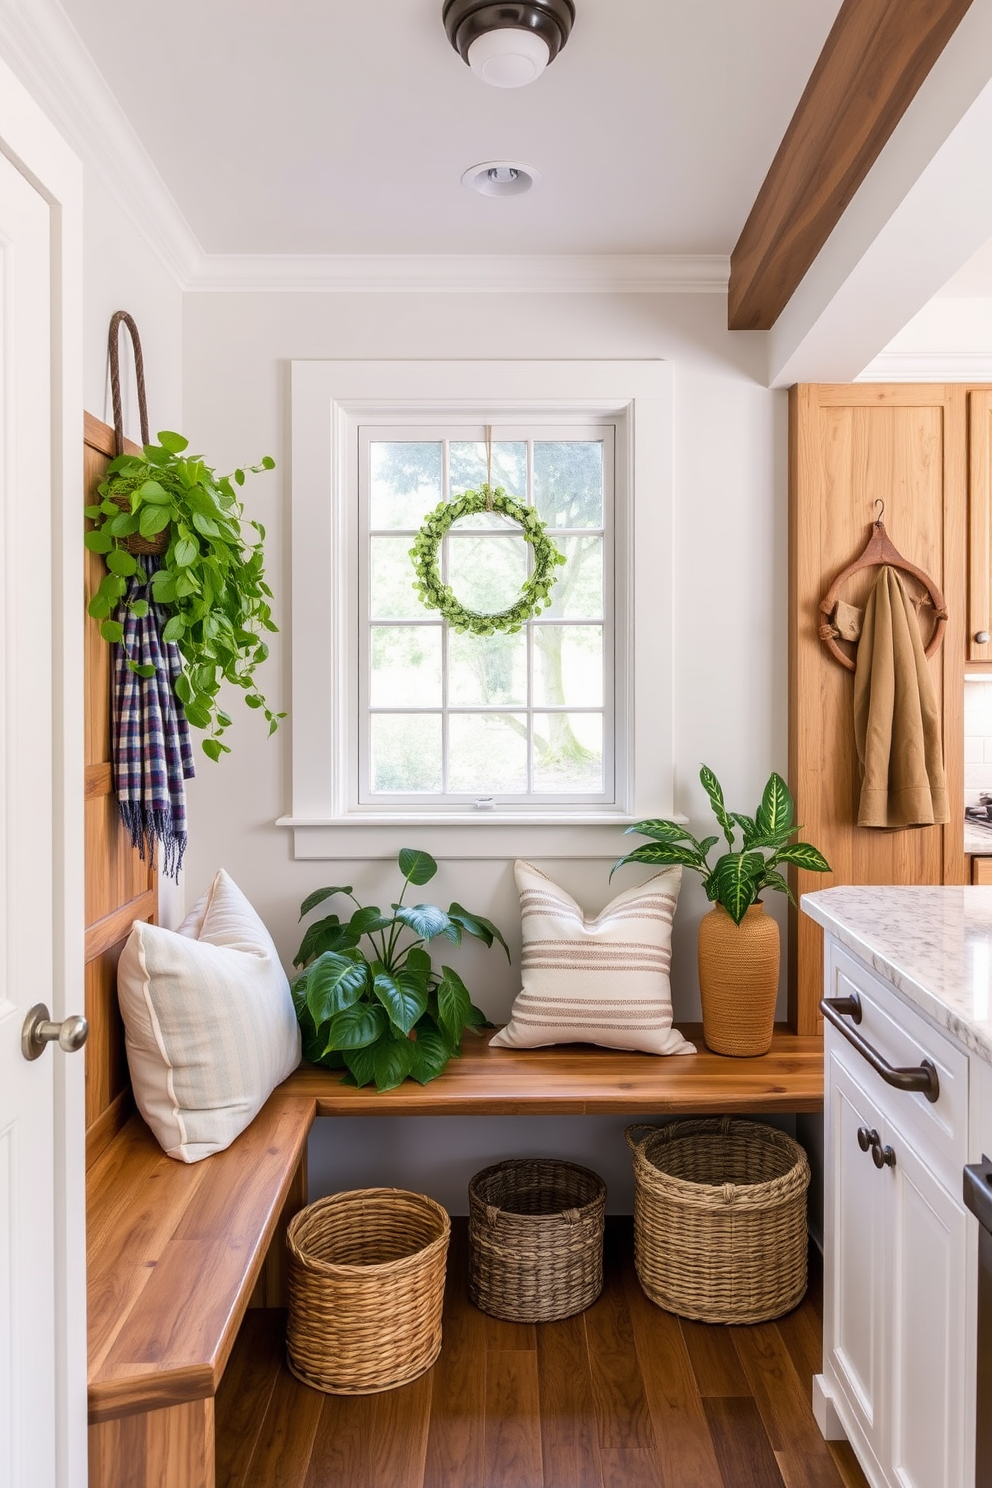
[443,1,575,89]
[461,160,541,196]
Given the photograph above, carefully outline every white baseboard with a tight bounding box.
[812,1374,848,1442]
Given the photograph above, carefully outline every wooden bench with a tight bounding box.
[85,1025,822,1488]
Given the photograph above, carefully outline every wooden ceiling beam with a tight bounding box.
[729,0,975,331]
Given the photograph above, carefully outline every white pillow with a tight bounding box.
[117,869,301,1163]
[491,861,695,1057]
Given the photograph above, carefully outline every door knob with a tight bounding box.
[21,1003,89,1061]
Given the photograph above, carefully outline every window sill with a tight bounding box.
[276,813,688,861]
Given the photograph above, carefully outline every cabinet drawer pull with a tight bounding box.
[872,1139,897,1169]
[820,994,940,1103]
[857,1125,876,1152]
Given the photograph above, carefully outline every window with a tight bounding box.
[360,426,614,805]
[284,361,673,859]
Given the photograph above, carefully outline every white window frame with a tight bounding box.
[281,360,675,860]
[358,420,617,808]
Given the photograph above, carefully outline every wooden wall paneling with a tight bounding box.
[968,391,992,663]
[729,0,975,330]
[84,412,157,1162]
[789,384,967,1034]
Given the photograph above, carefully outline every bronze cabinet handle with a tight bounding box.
[821,993,940,1104]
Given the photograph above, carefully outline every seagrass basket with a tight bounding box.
[110,493,169,556]
[468,1158,606,1322]
[627,1118,810,1324]
[286,1188,450,1394]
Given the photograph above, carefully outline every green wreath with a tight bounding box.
[409,485,567,635]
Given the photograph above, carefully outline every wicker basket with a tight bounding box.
[109,493,169,557]
[286,1188,450,1395]
[626,1118,810,1324]
[468,1158,606,1322]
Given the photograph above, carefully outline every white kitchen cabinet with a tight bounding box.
[819,942,971,1488]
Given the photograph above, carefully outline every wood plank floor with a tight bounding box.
[216,1220,869,1488]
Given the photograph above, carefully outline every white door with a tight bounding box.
[0,146,58,1488]
[0,59,87,1488]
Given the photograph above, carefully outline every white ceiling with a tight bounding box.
[57,0,844,256]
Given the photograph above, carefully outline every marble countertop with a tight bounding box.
[802,886,992,1067]
[965,821,992,856]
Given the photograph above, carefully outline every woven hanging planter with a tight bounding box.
[105,311,168,557]
[286,1189,450,1395]
[468,1158,606,1322]
[626,1118,809,1324]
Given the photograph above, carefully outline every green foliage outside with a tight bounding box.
[612,766,831,924]
[291,848,510,1092]
[84,430,283,760]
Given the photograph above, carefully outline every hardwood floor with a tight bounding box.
[216,1220,869,1488]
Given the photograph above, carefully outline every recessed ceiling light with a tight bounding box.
[461,161,542,197]
[443,1,575,89]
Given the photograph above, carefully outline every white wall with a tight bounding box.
[181,289,789,1210]
[82,170,183,443]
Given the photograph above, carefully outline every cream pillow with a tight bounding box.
[117,869,301,1162]
[491,861,695,1056]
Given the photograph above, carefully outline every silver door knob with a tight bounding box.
[976,631,991,644]
[21,1003,89,1061]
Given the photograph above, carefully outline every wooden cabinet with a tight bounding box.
[969,390,992,662]
[790,385,968,1033]
[972,856,992,885]
[820,940,971,1488]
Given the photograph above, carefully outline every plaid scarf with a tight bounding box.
[112,557,195,882]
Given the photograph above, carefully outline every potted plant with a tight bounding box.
[84,429,282,760]
[612,766,830,1056]
[291,848,510,1091]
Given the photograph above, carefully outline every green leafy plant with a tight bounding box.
[291,848,510,1092]
[84,430,283,760]
[612,766,830,924]
[410,485,567,635]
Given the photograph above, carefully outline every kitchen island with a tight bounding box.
[802,886,992,1488]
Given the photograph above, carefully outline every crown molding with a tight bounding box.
[0,0,201,287]
[186,252,731,295]
[856,351,992,381]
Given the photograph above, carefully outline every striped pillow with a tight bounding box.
[491,860,695,1056]
[117,870,301,1163]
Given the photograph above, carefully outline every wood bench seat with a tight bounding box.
[86,1094,312,1432]
[279,1023,824,1115]
[85,1025,822,1487]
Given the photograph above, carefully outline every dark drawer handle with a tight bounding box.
[821,993,940,1103]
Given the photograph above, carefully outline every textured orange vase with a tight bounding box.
[697,901,780,1057]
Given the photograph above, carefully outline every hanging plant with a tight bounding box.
[85,430,283,760]
[409,484,567,635]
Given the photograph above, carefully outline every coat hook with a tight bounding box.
[874,498,885,526]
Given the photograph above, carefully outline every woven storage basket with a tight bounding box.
[468,1158,606,1322]
[286,1188,450,1395]
[627,1118,810,1324]
[110,494,169,557]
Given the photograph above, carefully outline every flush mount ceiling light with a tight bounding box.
[461,160,542,196]
[443,1,575,88]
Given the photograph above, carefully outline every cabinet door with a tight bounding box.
[825,1046,887,1461]
[969,389,992,662]
[886,1118,968,1488]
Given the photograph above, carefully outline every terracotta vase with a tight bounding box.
[697,901,780,1057]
